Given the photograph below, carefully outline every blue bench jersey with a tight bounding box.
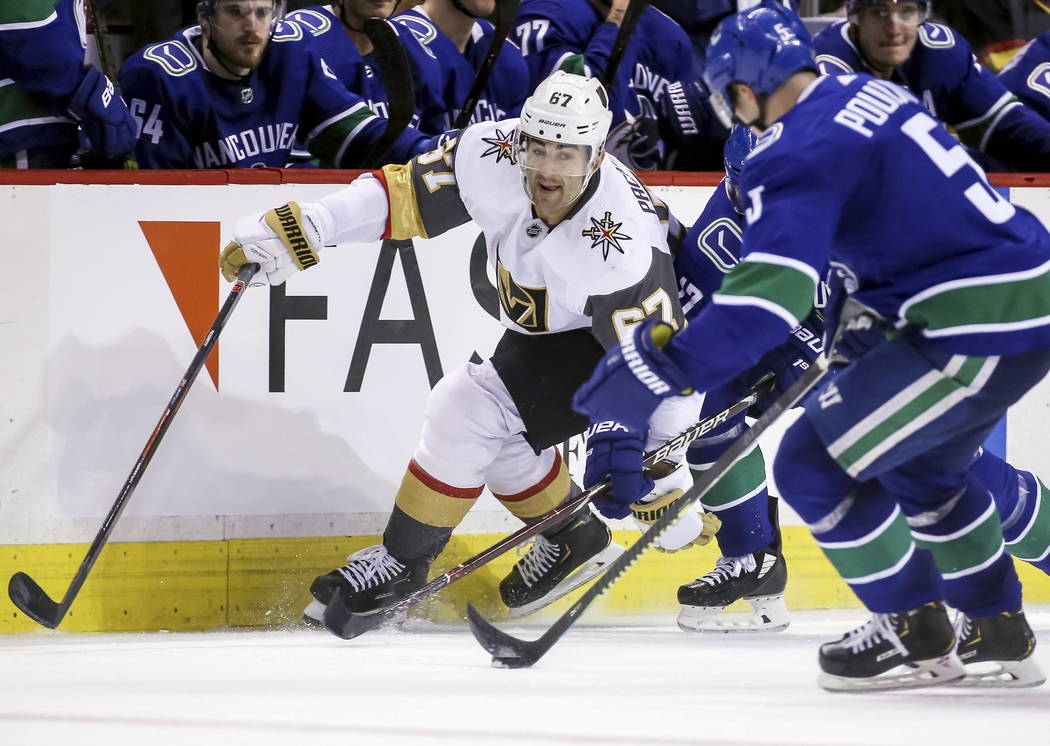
[0,0,86,160]
[119,21,427,168]
[667,74,1050,394]
[813,20,1050,170]
[514,0,688,121]
[285,7,451,136]
[514,0,691,168]
[395,7,529,125]
[999,31,1050,122]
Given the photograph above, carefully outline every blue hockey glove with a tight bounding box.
[573,318,694,430]
[67,66,136,161]
[825,291,886,365]
[583,421,654,520]
[751,308,825,395]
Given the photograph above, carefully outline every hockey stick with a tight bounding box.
[322,374,774,639]
[359,18,416,169]
[601,0,651,89]
[452,0,522,130]
[466,357,832,668]
[84,0,116,82]
[8,263,260,629]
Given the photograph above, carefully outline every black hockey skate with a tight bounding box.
[499,511,624,618]
[677,497,788,632]
[818,601,965,692]
[954,608,1046,688]
[303,544,428,627]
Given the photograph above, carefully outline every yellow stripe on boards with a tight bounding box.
[3,529,1049,633]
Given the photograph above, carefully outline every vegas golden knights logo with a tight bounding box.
[497,261,549,332]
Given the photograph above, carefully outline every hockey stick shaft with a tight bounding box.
[601,0,650,89]
[7,263,260,629]
[467,358,831,667]
[324,374,773,639]
[359,18,416,169]
[452,0,522,130]
[84,0,116,82]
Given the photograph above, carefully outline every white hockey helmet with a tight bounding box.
[514,71,613,210]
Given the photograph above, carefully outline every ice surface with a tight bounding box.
[1,609,1047,746]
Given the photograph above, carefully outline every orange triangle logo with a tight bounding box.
[139,221,221,388]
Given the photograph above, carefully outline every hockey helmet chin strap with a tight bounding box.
[731,87,771,134]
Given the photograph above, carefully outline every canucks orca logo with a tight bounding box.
[480,128,515,164]
[582,211,631,260]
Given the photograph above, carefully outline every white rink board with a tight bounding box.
[0,182,1046,544]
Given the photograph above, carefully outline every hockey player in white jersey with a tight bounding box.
[218,71,710,627]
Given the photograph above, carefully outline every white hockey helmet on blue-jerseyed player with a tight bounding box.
[514,71,613,213]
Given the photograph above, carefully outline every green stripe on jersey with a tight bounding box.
[0,0,60,26]
[555,53,588,76]
[902,261,1050,339]
[829,356,990,477]
[912,505,1004,578]
[714,259,816,327]
[1007,478,1050,561]
[693,446,766,511]
[817,506,914,583]
[307,105,380,167]
[0,83,61,131]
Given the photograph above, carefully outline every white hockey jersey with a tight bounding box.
[372,118,685,349]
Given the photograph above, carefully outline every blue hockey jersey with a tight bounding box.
[514,0,690,120]
[0,0,86,162]
[813,20,1050,170]
[999,31,1050,122]
[119,21,428,168]
[514,0,691,169]
[284,6,451,135]
[675,181,743,320]
[394,7,529,125]
[666,73,1050,395]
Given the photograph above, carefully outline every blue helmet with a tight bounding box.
[723,126,758,214]
[703,4,816,130]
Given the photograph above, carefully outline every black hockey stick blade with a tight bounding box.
[7,263,259,630]
[452,0,522,129]
[322,379,771,640]
[601,0,651,89]
[465,601,571,668]
[466,360,830,668]
[8,572,62,629]
[359,18,416,169]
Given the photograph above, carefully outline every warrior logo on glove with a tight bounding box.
[269,204,319,271]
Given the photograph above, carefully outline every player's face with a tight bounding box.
[725,84,765,135]
[204,0,274,70]
[854,2,922,74]
[340,0,399,23]
[520,137,594,216]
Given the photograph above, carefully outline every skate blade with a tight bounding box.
[818,653,965,693]
[507,542,626,619]
[302,599,325,628]
[956,656,1047,688]
[677,594,790,634]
